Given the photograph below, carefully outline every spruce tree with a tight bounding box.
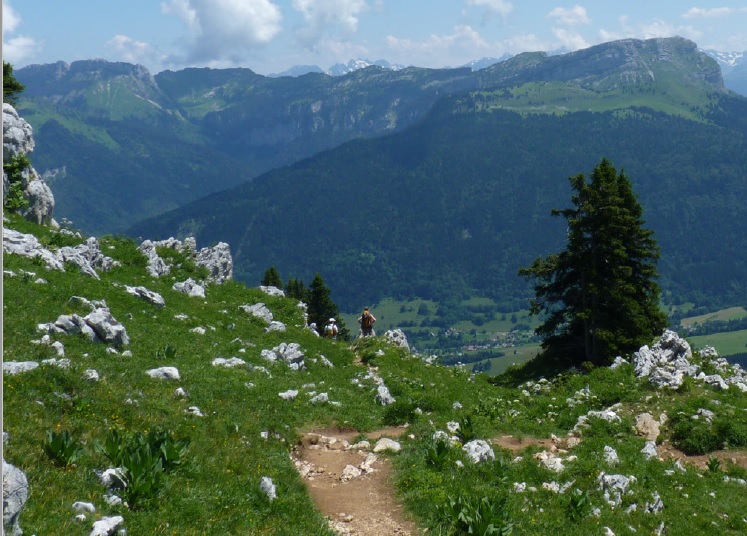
[285,278,307,301]
[519,158,667,365]
[261,266,283,288]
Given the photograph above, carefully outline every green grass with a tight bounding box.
[461,78,716,122]
[4,216,747,535]
[689,329,747,357]
[17,101,120,150]
[681,307,747,328]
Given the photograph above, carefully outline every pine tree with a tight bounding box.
[261,266,283,288]
[519,158,667,365]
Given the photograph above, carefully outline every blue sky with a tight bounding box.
[3,1,747,75]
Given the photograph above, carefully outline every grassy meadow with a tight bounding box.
[4,214,747,535]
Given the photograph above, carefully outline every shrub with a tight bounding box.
[3,153,31,211]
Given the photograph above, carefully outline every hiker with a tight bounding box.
[357,307,376,337]
[323,318,338,340]
[308,322,320,337]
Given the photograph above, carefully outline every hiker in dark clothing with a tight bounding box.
[357,307,376,337]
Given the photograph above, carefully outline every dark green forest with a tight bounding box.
[128,98,747,313]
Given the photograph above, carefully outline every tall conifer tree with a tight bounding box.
[261,266,283,288]
[520,158,667,365]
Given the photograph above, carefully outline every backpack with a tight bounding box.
[361,312,372,329]
[325,323,338,337]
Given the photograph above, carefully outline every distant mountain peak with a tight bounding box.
[326,58,406,77]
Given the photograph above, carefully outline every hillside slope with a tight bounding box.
[4,214,747,535]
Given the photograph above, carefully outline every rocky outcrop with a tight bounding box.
[2,229,120,280]
[37,299,130,346]
[620,330,747,390]
[3,103,56,226]
[138,237,233,283]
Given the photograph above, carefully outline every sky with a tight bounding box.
[3,1,747,76]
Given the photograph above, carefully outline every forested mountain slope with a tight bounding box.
[128,95,747,312]
[15,37,727,235]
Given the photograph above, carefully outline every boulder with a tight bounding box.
[211,357,246,368]
[375,384,396,406]
[89,515,124,536]
[124,285,165,307]
[173,278,205,298]
[240,303,273,323]
[598,473,636,507]
[145,366,181,380]
[462,440,495,464]
[2,459,29,536]
[3,228,64,270]
[266,321,286,333]
[272,342,305,369]
[259,285,285,297]
[641,441,658,460]
[2,361,39,375]
[373,438,401,453]
[85,308,130,346]
[384,329,410,352]
[635,413,661,441]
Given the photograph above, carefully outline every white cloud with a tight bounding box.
[547,5,590,26]
[2,1,43,64]
[3,36,43,64]
[551,28,589,51]
[161,0,283,63]
[599,16,701,44]
[466,0,513,17]
[292,0,368,48]
[386,25,537,67]
[106,35,161,67]
[681,7,740,19]
[2,1,21,33]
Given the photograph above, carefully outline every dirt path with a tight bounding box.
[292,426,419,536]
[292,423,747,536]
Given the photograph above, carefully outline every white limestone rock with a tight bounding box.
[462,440,495,464]
[145,366,181,380]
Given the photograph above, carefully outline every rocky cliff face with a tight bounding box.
[2,103,56,226]
[480,36,724,91]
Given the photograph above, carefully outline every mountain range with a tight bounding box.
[14,36,747,312]
[268,50,746,95]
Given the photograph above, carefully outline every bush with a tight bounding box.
[3,153,31,211]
